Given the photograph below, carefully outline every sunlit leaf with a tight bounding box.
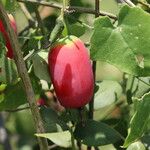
[35,131,71,148]
[74,120,121,146]
[94,80,122,109]
[90,5,150,76]
[123,92,150,147]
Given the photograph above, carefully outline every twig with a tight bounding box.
[88,1,99,150]
[48,144,58,149]
[19,2,34,22]
[88,0,99,121]
[17,0,62,9]
[5,106,30,112]
[0,3,49,150]
[138,1,150,9]
[67,14,93,29]
[17,0,117,20]
[101,100,124,120]
[77,108,84,150]
[130,76,135,91]
[123,0,135,7]
[18,3,35,36]
[35,8,46,36]
[18,2,35,36]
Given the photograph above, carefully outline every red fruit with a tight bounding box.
[48,35,94,108]
[37,98,46,106]
[0,14,17,59]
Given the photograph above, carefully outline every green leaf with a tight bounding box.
[74,120,121,146]
[67,23,86,37]
[22,35,42,53]
[60,109,81,123]
[32,52,51,83]
[94,80,122,110]
[0,81,27,111]
[123,92,150,147]
[126,141,146,150]
[0,44,18,84]
[40,107,68,132]
[15,109,35,136]
[30,71,42,95]
[141,134,150,149]
[126,76,150,98]
[90,5,150,76]
[35,131,71,148]
[1,0,16,12]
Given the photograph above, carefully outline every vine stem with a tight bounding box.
[138,1,150,9]
[18,2,34,23]
[5,106,30,112]
[88,0,99,119]
[123,0,135,7]
[35,8,46,36]
[0,3,49,150]
[17,0,117,20]
[70,127,76,150]
[88,1,99,150]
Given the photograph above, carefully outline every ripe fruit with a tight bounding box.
[48,35,94,108]
[37,98,46,106]
[0,14,17,59]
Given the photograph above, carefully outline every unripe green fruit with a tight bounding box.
[48,35,94,108]
[0,84,6,92]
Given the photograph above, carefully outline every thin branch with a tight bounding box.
[18,2,35,36]
[101,100,124,120]
[17,0,62,9]
[0,3,49,150]
[35,8,46,36]
[88,0,99,120]
[123,0,136,7]
[19,2,34,22]
[17,0,117,20]
[34,8,51,48]
[88,1,99,149]
[5,106,30,112]
[138,1,150,9]
[98,11,117,20]
[48,144,58,149]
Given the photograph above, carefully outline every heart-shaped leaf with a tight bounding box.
[74,120,121,146]
[90,5,150,76]
[35,131,71,148]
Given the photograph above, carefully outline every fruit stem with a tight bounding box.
[70,126,76,150]
[62,0,67,20]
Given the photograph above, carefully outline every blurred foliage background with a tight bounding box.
[0,0,149,150]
